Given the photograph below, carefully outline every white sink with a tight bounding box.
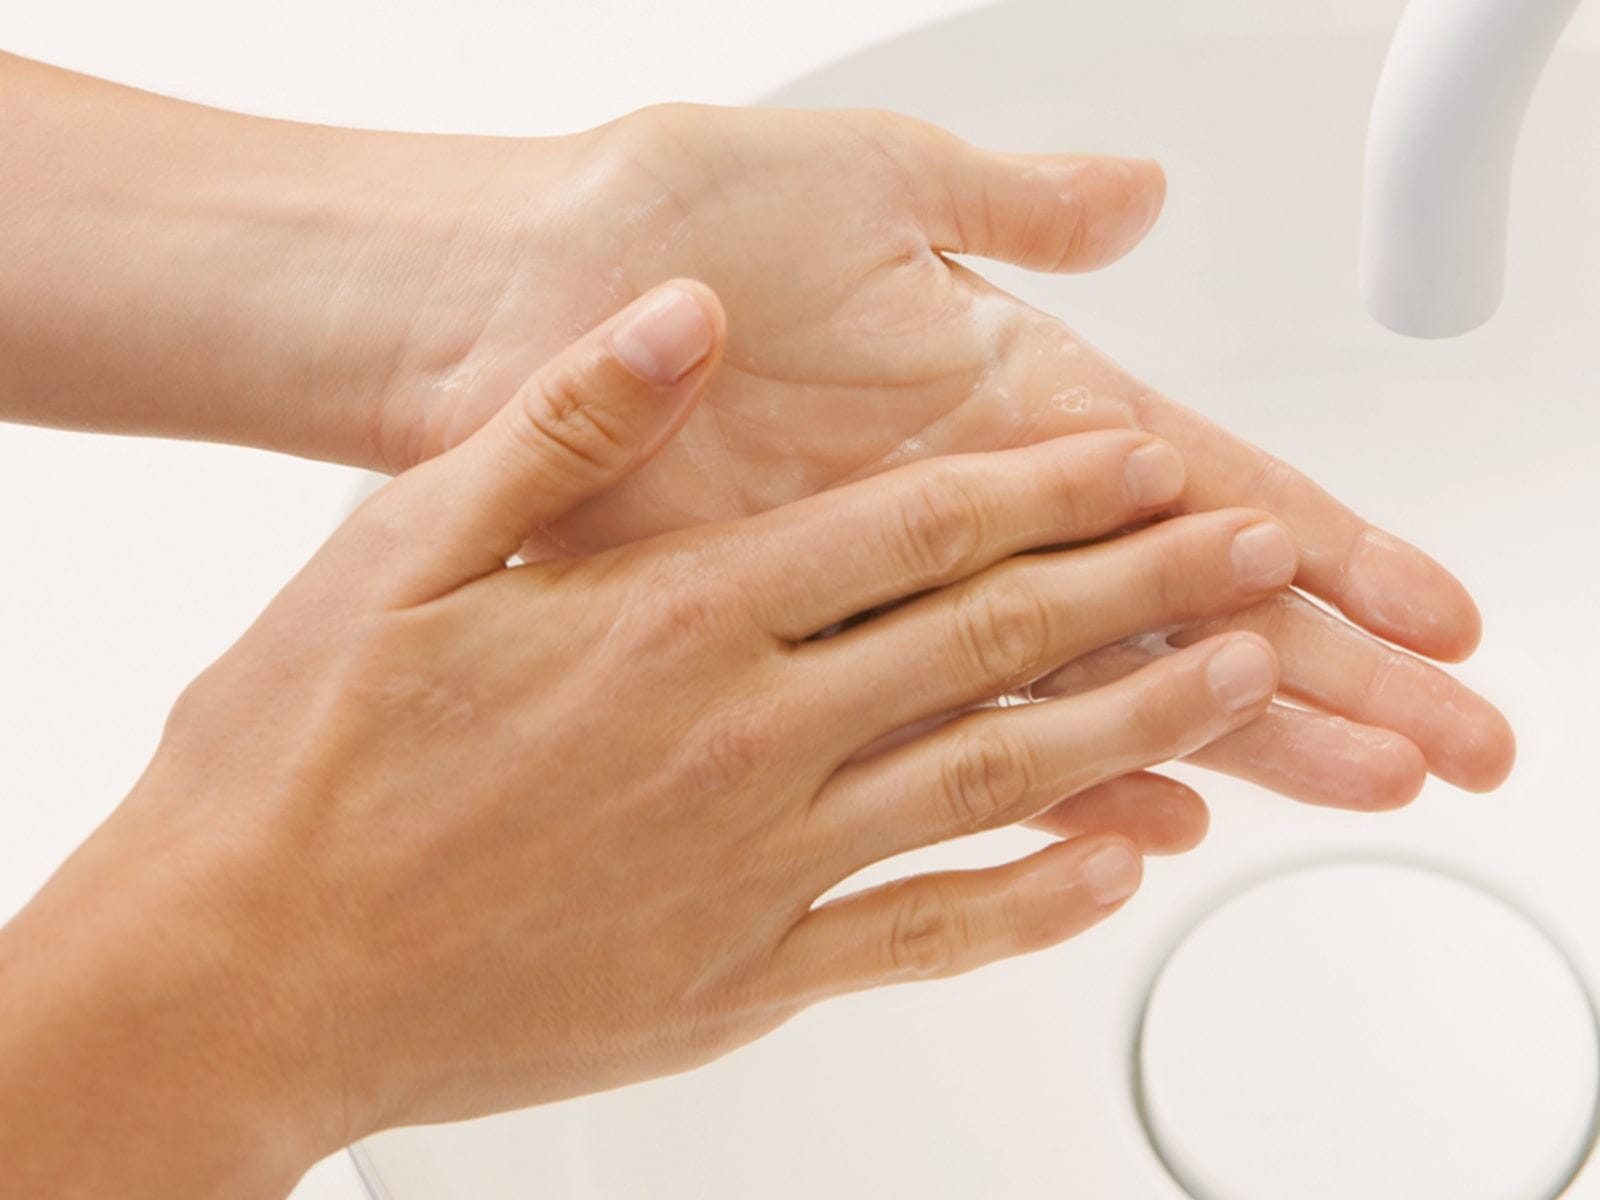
[356,2,1600,1196]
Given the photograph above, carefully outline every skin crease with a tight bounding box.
[0,285,1299,1197]
[0,55,1513,813]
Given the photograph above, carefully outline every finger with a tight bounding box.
[859,281,1481,664]
[1024,771,1208,855]
[1129,395,1482,662]
[734,429,1185,640]
[1033,640,1429,811]
[355,280,725,603]
[1169,593,1514,791]
[810,633,1275,874]
[804,508,1295,743]
[774,833,1140,1003]
[1187,705,1427,812]
[846,715,1217,857]
[898,118,1166,273]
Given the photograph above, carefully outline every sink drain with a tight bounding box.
[1137,861,1599,1200]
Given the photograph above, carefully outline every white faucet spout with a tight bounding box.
[1361,0,1583,338]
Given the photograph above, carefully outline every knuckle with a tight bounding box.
[574,107,701,219]
[1157,555,1191,618]
[336,618,483,734]
[632,100,701,128]
[649,583,722,645]
[952,582,1056,688]
[890,469,989,582]
[516,365,632,482]
[695,718,779,787]
[843,108,947,170]
[938,727,1033,832]
[854,106,931,138]
[1140,536,1198,622]
[607,102,696,154]
[624,554,742,656]
[1244,453,1303,509]
[161,664,225,748]
[1254,590,1300,638]
[666,694,786,800]
[886,885,967,979]
[1052,464,1090,533]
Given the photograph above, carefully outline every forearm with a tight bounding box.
[0,797,337,1199]
[0,52,570,466]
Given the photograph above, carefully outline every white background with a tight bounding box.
[5,2,1600,1196]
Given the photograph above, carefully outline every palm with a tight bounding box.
[563,242,1074,549]
[421,107,1148,550]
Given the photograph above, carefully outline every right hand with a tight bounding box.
[8,282,1294,1190]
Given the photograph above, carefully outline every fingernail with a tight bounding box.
[1123,442,1184,507]
[609,285,713,385]
[1206,638,1276,714]
[1230,521,1296,591]
[1083,843,1141,906]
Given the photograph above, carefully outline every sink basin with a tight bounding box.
[355,2,1600,1196]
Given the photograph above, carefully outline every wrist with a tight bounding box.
[0,53,582,467]
[0,783,347,1197]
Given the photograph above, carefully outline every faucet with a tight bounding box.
[1360,0,1585,337]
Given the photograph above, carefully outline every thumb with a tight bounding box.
[911,123,1166,273]
[372,279,724,600]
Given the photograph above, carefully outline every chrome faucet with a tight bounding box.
[1360,0,1585,337]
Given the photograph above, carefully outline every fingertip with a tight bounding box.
[1342,527,1483,662]
[1228,627,1280,666]
[1445,705,1517,794]
[1204,630,1280,720]
[1001,836,1146,965]
[1426,592,1484,663]
[1026,771,1209,855]
[1144,778,1210,854]
[933,146,1170,272]
[661,277,728,349]
[605,285,707,385]
[1141,156,1169,206]
[1073,832,1143,908]
[1124,437,1187,509]
[1373,737,1431,810]
[1342,730,1430,812]
[1399,577,1483,664]
[1231,515,1300,594]
[1059,155,1170,273]
[1125,155,1168,244]
[1107,775,1209,855]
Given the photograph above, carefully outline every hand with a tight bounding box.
[0,60,1511,808]
[0,284,1292,1196]
[372,105,1514,808]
